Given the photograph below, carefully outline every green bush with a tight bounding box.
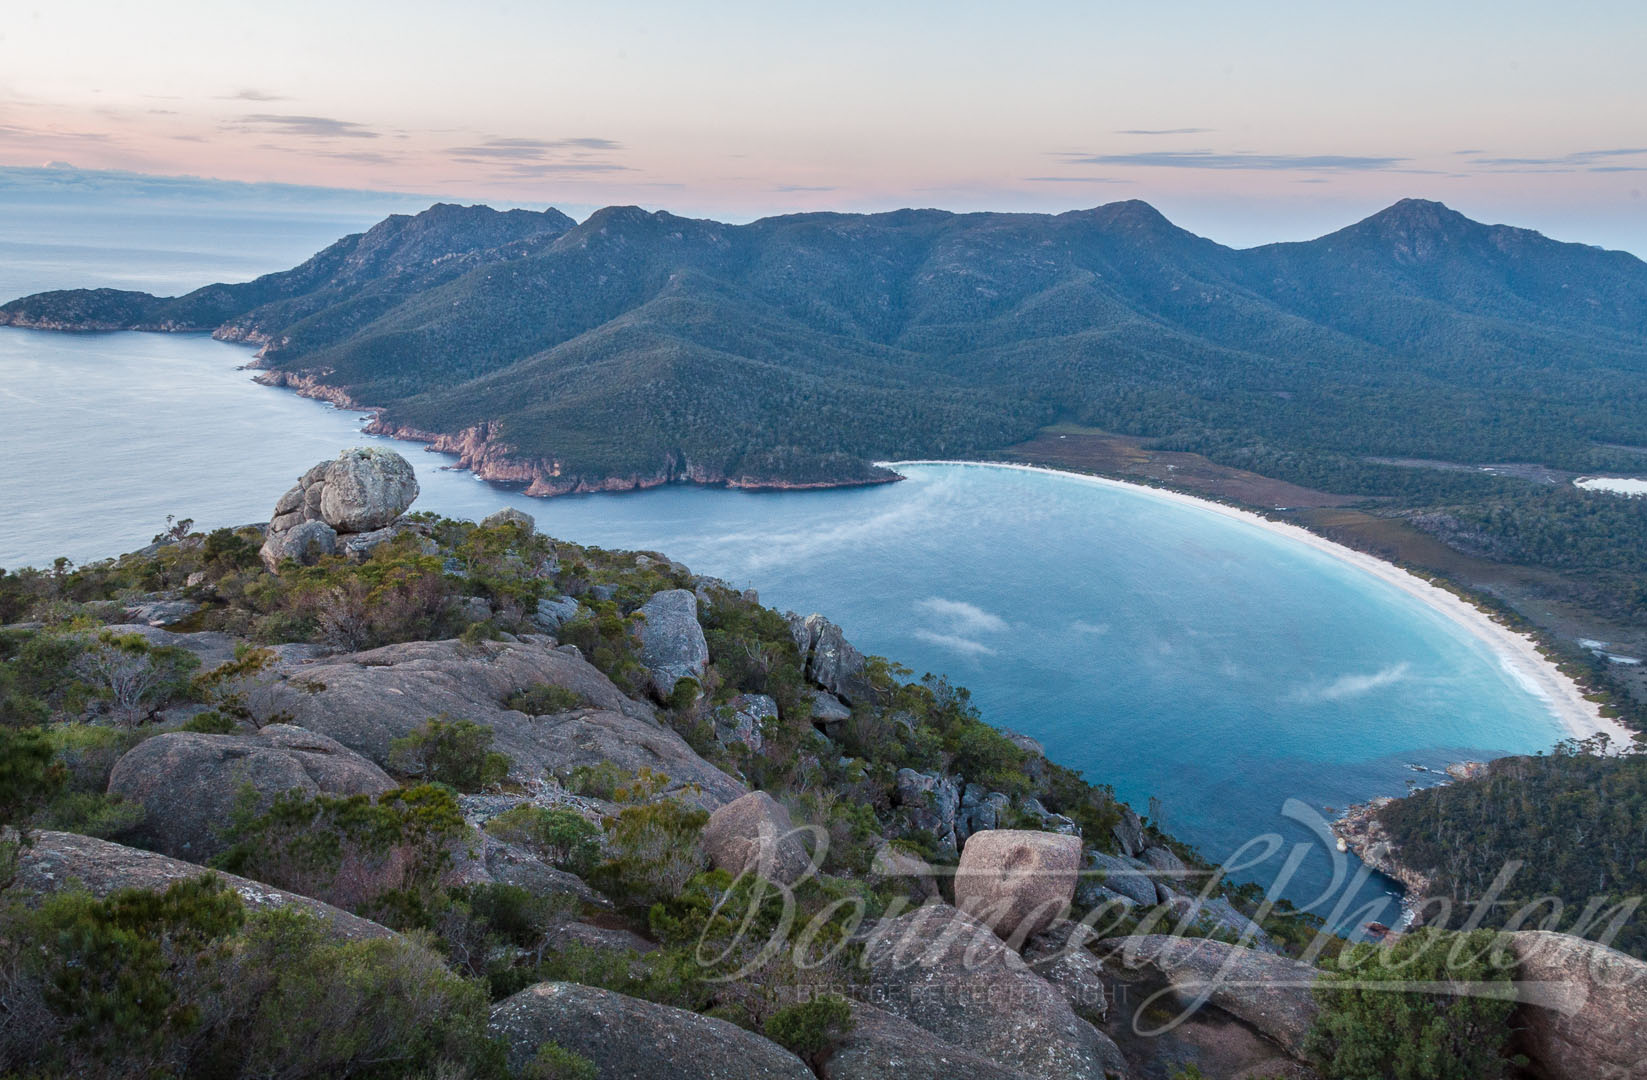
[524,1041,598,1080]
[0,876,505,1078]
[484,805,602,876]
[215,784,469,914]
[561,761,628,800]
[586,769,708,909]
[504,683,585,715]
[763,996,854,1065]
[1305,928,1518,1079]
[389,716,511,792]
[181,709,237,734]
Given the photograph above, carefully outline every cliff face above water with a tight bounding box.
[7,199,1647,500]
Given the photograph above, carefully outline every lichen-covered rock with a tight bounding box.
[259,517,337,571]
[954,829,1081,944]
[1112,806,1145,857]
[447,831,610,907]
[1507,930,1647,1080]
[895,768,961,850]
[861,903,1128,1080]
[715,693,774,750]
[789,612,879,705]
[1101,935,1320,1056]
[13,831,393,942]
[700,791,813,885]
[1023,920,1109,1022]
[106,724,396,861]
[489,982,813,1080]
[1081,851,1160,909]
[252,636,746,809]
[820,1003,1039,1080]
[635,589,710,700]
[531,594,581,632]
[317,447,420,532]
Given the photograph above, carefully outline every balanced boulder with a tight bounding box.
[489,981,813,1080]
[954,829,1081,944]
[636,589,710,699]
[261,448,419,571]
[700,790,813,885]
[107,724,396,861]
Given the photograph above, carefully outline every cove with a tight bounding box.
[0,327,1572,923]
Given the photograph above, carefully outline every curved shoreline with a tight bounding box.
[882,458,1631,748]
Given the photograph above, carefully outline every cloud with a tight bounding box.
[1062,150,1406,171]
[1289,662,1411,703]
[1461,147,1647,172]
[774,184,836,192]
[1070,620,1110,635]
[1025,175,1125,183]
[912,629,998,657]
[449,136,622,159]
[914,597,1008,634]
[229,114,379,139]
[221,89,289,102]
[1115,127,1213,136]
[312,149,403,165]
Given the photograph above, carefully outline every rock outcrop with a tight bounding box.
[1101,935,1320,1056]
[489,981,813,1080]
[635,589,710,700]
[1507,930,1647,1080]
[106,724,396,861]
[261,448,420,571]
[1023,921,1110,1022]
[12,831,394,942]
[1081,851,1161,909]
[894,768,961,851]
[788,612,880,706]
[700,791,813,885]
[254,636,746,808]
[953,829,1081,944]
[821,1003,1039,1080]
[714,693,774,751]
[861,903,1129,1079]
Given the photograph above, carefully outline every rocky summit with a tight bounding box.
[2,458,1643,1080]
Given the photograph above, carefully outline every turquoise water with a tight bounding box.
[0,203,1571,925]
[0,328,1569,924]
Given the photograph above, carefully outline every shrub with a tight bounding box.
[484,806,602,876]
[586,769,709,909]
[215,784,469,914]
[33,789,145,839]
[504,684,584,715]
[389,716,511,792]
[763,996,855,1065]
[181,709,237,734]
[73,630,199,725]
[524,1042,598,1080]
[561,761,628,800]
[1305,928,1519,1079]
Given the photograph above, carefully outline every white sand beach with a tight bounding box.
[884,460,1634,749]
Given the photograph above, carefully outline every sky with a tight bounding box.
[2,0,1646,253]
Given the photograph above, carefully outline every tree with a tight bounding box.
[1305,928,1519,1079]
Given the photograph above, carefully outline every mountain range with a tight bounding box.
[6,198,1647,494]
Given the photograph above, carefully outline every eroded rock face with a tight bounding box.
[700,791,813,886]
[12,831,393,942]
[715,693,774,750]
[953,829,1081,944]
[895,768,961,851]
[1507,930,1647,1080]
[636,589,710,700]
[489,982,813,1080]
[1100,935,1320,1057]
[259,518,337,571]
[860,903,1128,1080]
[1023,921,1109,1023]
[1081,851,1160,909]
[821,1003,1039,1080]
[106,724,396,861]
[253,636,745,809]
[788,612,879,705]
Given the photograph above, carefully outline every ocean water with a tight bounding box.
[0,204,1571,925]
